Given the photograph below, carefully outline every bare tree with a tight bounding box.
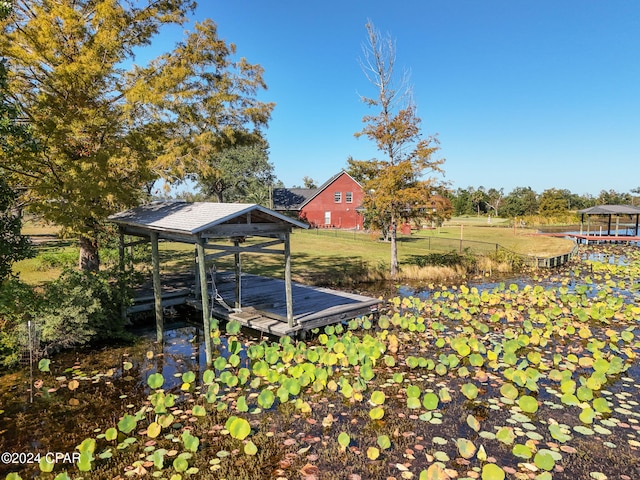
[349,21,445,277]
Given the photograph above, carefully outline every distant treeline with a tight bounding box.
[446,187,639,218]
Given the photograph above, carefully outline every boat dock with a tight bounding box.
[131,272,382,337]
[537,232,640,245]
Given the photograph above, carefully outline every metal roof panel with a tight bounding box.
[108,201,308,235]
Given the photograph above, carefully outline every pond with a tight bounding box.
[1,244,639,480]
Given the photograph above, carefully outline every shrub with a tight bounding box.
[0,278,39,368]
[38,268,134,355]
[0,268,135,368]
[35,249,78,270]
[407,250,470,268]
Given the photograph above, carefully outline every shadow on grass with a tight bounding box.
[152,246,388,288]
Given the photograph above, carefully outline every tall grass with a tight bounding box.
[398,264,467,283]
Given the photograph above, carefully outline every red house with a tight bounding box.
[273,171,365,229]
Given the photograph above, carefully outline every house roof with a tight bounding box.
[108,201,308,238]
[272,188,318,210]
[577,205,640,215]
[273,171,362,211]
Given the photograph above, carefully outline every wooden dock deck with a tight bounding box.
[536,232,640,245]
[132,272,382,337]
[569,234,640,244]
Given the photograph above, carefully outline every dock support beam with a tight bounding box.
[194,247,200,301]
[234,239,242,310]
[150,231,163,343]
[196,238,213,366]
[118,229,127,323]
[284,232,294,328]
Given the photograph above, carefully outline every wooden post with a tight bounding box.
[234,239,241,310]
[118,229,127,322]
[194,246,200,300]
[150,231,163,343]
[615,216,620,237]
[196,239,213,366]
[118,230,125,274]
[284,232,294,328]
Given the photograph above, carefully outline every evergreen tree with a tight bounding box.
[198,143,275,205]
[1,1,273,270]
[0,0,33,282]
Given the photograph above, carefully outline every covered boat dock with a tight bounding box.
[108,202,381,365]
[576,204,640,243]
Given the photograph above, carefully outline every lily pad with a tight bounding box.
[481,463,506,480]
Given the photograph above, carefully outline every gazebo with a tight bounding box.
[108,201,308,365]
[577,205,640,237]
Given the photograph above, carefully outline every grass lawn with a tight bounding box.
[155,223,573,281]
[20,216,61,236]
[15,218,574,285]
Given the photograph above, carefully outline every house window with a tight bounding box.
[334,191,342,203]
[346,192,353,203]
[324,211,331,225]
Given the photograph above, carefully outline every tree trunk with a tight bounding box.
[389,219,398,278]
[79,235,100,271]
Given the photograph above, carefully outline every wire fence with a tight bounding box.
[18,320,42,403]
[297,228,501,253]
[295,228,579,268]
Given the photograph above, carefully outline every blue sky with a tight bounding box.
[158,1,639,196]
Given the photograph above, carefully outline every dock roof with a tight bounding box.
[577,205,640,215]
[108,201,308,240]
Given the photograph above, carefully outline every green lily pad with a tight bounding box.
[338,432,350,450]
[512,443,532,459]
[244,440,258,455]
[369,406,385,419]
[500,383,519,400]
[593,397,612,413]
[147,372,164,389]
[378,434,391,450]
[579,407,596,424]
[257,389,275,409]
[38,358,51,372]
[422,392,439,410]
[117,414,137,434]
[227,417,251,440]
[371,390,386,405]
[496,427,515,445]
[481,463,506,480]
[461,383,479,400]
[518,395,539,414]
[534,451,555,471]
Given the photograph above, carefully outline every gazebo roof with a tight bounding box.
[577,205,640,215]
[108,201,308,240]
